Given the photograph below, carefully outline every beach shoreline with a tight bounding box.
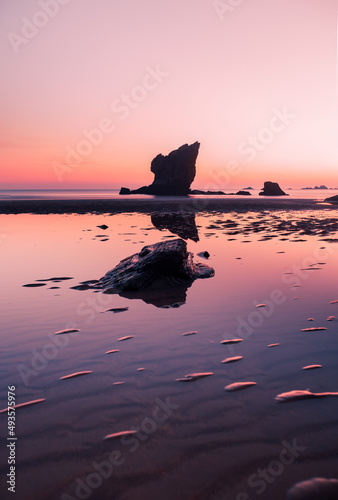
[0,197,334,215]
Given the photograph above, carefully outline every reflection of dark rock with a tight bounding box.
[259,181,288,196]
[120,142,200,196]
[151,212,199,242]
[197,251,210,259]
[78,239,214,308]
[117,278,189,308]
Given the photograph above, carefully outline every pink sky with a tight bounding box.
[1,0,338,189]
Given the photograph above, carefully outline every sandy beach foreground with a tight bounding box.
[1,203,338,500]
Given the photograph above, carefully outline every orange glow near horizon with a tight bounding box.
[1,1,338,190]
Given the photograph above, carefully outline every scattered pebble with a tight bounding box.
[301,327,327,332]
[113,382,124,386]
[268,343,280,348]
[55,328,80,335]
[330,300,338,304]
[117,336,134,341]
[182,331,198,336]
[0,398,46,414]
[221,339,243,344]
[137,368,145,371]
[225,382,256,392]
[256,304,266,308]
[97,224,108,230]
[327,316,335,321]
[176,372,213,382]
[102,307,129,313]
[60,371,92,380]
[222,356,243,364]
[302,364,322,370]
[23,283,46,287]
[275,389,338,402]
[105,349,119,354]
[307,318,314,321]
[103,430,136,441]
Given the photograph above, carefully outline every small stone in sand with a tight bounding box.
[327,316,335,321]
[307,318,314,321]
[182,331,198,336]
[0,398,46,414]
[54,328,80,335]
[268,343,280,348]
[222,356,243,363]
[23,283,46,287]
[221,339,243,344]
[275,389,338,402]
[301,327,327,332]
[256,304,266,308]
[113,381,124,386]
[102,307,129,313]
[302,364,322,370]
[105,349,120,354]
[55,328,80,335]
[117,336,134,341]
[60,371,92,380]
[176,372,213,382]
[330,300,338,304]
[137,368,145,371]
[225,382,256,392]
[197,251,210,259]
[103,430,136,441]
[97,224,108,230]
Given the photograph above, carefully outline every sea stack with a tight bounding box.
[120,142,200,196]
[259,181,288,196]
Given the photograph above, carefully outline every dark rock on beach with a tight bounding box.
[98,238,214,291]
[324,194,338,203]
[120,142,200,196]
[259,181,288,196]
[74,239,214,307]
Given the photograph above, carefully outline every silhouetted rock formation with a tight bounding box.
[189,189,225,195]
[259,181,288,196]
[151,212,199,242]
[236,190,251,196]
[74,239,214,307]
[120,142,200,196]
[98,238,213,291]
[325,194,338,203]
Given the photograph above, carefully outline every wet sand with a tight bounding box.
[0,196,333,215]
[1,207,338,500]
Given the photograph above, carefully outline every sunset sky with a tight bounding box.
[1,0,338,190]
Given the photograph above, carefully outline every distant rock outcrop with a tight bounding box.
[120,142,200,196]
[324,194,338,203]
[259,181,288,196]
[236,190,251,196]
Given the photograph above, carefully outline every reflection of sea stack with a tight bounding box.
[120,142,200,196]
[259,181,288,196]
